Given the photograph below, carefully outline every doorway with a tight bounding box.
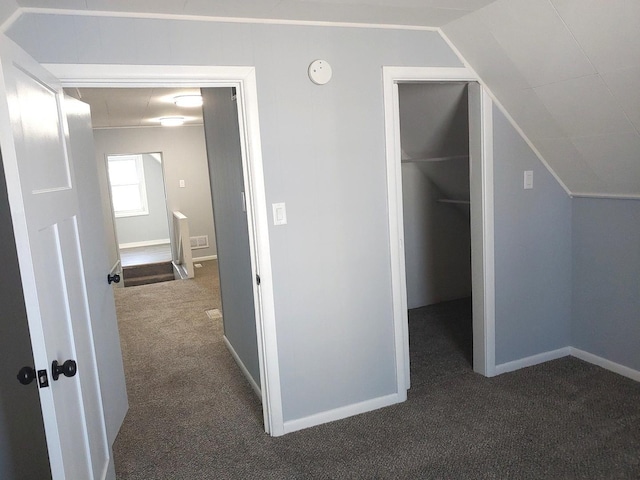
[105,152,174,285]
[48,64,283,435]
[73,84,266,416]
[398,82,473,376]
[383,67,496,389]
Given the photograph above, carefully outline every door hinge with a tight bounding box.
[37,369,49,389]
[256,274,261,286]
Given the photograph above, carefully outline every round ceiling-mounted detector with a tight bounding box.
[308,60,332,85]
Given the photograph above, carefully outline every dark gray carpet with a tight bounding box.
[113,268,640,479]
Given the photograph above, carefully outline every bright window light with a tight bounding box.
[107,154,149,218]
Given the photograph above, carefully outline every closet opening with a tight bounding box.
[396,80,479,384]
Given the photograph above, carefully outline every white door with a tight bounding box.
[0,36,110,479]
[65,94,129,474]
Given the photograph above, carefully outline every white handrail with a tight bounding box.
[172,211,194,279]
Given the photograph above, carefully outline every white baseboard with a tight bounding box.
[571,348,640,382]
[193,254,217,262]
[119,239,170,249]
[494,346,640,384]
[223,336,261,399]
[495,347,572,375]
[283,392,404,435]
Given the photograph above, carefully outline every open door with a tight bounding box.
[202,88,262,395]
[0,36,120,479]
[65,96,129,456]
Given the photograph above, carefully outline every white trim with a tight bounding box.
[44,64,256,86]
[482,87,496,376]
[571,192,640,201]
[493,346,640,384]
[18,7,439,32]
[223,336,262,398]
[469,86,496,377]
[45,63,283,437]
[494,347,572,375]
[0,8,22,34]
[382,66,496,384]
[233,68,283,435]
[437,29,572,198]
[118,239,169,249]
[283,393,402,435]
[192,254,217,262]
[571,348,640,382]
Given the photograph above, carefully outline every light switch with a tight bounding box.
[179,179,185,188]
[272,203,287,226]
[524,170,533,190]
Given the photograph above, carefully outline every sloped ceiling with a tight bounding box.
[6,0,640,196]
[442,0,640,197]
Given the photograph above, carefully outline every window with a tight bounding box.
[107,154,149,217]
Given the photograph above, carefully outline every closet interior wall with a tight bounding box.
[399,82,472,310]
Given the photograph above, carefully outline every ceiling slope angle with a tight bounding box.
[442,0,640,198]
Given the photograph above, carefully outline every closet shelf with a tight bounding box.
[437,199,470,205]
[401,154,469,163]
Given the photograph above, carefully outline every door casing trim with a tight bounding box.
[382,66,496,388]
[45,63,284,436]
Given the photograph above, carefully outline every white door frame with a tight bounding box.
[382,66,496,387]
[45,63,284,436]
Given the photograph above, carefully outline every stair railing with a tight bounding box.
[172,211,194,279]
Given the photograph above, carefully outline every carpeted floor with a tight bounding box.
[113,262,640,479]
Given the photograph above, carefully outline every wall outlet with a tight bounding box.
[524,170,533,190]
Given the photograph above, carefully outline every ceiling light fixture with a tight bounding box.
[160,116,185,127]
[173,95,203,107]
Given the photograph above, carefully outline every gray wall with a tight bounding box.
[572,198,640,370]
[0,151,51,480]
[8,15,461,423]
[493,105,572,365]
[92,126,217,262]
[112,153,170,246]
[399,82,469,162]
[5,13,580,424]
[399,83,471,309]
[203,88,260,385]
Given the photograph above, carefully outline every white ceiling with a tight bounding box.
[14,0,497,27]
[68,88,204,128]
[443,0,640,196]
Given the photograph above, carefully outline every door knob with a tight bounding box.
[52,359,77,381]
[107,273,121,284]
[17,366,36,385]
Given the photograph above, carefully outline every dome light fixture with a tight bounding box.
[160,116,185,127]
[173,94,203,107]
